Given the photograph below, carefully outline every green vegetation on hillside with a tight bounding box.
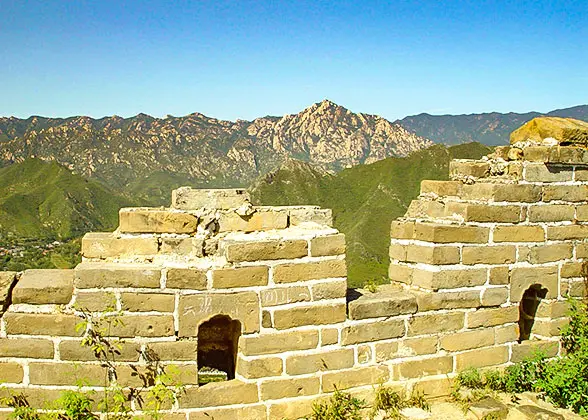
[251,142,492,287]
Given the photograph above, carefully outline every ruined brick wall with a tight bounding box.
[0,145,586,419]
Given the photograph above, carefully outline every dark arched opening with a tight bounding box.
[518,284,548,342]
[197,315,241,385]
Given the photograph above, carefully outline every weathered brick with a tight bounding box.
[0,338,54,359]
[189,405,266,420]
[462,245,516,265]
[29,362,105,386]
[322,365,389,392]
[179,380,258,408]
[285,348,354,375]
[450,160,490,178]
[455,346,509,370]
[412,267,487,290]
[547,225,588,240]
[310,234,346,256]
[467,306,519,328]
[239,330,318,356]
[519,243,573,264]
[106,315,174,337]
[389,243,407,260]
[260,377,320,400]
[413,377,454,399]
[12,269,73,305]
[396,356,453,379]
[273,259,346,283]
[59,340,140,361]
[390,220,415,239]
[171,187,249,210]
[268,396,329,420]
[561,261,588,278]
[237,356,283,378]
[511,341,559,363]
[288,207,333,226]
[491,184,542,203]
[260,286,311,307]
[522,146,552,162]
[405,244,460,265]
[398,336,438,357]
[341,318,405,345]
[543,185,588,202]
[321,328,339,346]
[524,163,573,182]
[311,279,347,300]
[74,291,116,312]
[82,232,158,258]
[421,180,462,197]
[179,292,259,335]
[224,239,308,262]
[481,287,509,306]
[532,318,569,337]
[75,263,161,288]
[348,288,417,320]
[166,268,207,289]
[528,205,575,222]
[510,266,558,302]
[357,345,373,364]
[408,312,464,336]
[405,199,445,218]
[4,313,83,336]
[211,265,268,288]
[119,209,198,233]
[0,362,23,383]
[576,204,588,221]
[576,242,588,258]
[262,310,272,328]
[160,237,204,256]
[414,223,490,243]
[375,341,399,362]
[493,225,544,242]
[536,300,570,318]
[273,303,346,329]
[495,324,519,344]
[416,290,480,311]
[440,329,494,352]
[121,292,175,312]
[445,202,521,223]
[568,280,588,297]
[388,264,414,284]
[489,266,509,285]
[218,211,288,232]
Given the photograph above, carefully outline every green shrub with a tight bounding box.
[311,389,365,420]
[456,367,484,389]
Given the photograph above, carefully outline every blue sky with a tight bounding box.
[1,0,587,121]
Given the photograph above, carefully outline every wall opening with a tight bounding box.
[197,315,241,385]
[518,284,548,342]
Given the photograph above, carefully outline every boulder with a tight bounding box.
[510,117,588,146]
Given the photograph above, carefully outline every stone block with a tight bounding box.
[445,202,521,223]
[273,303,346,329]
[413,376,454,399]
[82,232,159,258]
[408,312,464,336]
[171,187,250,210]
[121,292,175,312]
[260,286,311,307]
[396,356,453,379]
[268,396,329,420]
[0,271,16,306]
[543,185,588,202]
[536,300,570,318]
[211,265,268,289]
[375,341,399,362]
[285,348,354,375]
[519,243,573,264]
[389,243,407,260]
[462,245,516,265]
[397,336,438,357]
[238,330,319,356]
[405,244,460,265]
[576,242,588,258]
[166,268,207,289]
[495,324,519,344]
[29,362,105,386]
[522,146,552,162]
[273,259,346,283]
[341,318,406,345]
[492,184,542,203]
[311,279,347,300]
[493,225,544,242]
[224,239,308,262]
[532,318,569,337]
[489,266,509,285]
[412,267,487,290]
[388,264,414,284]
[12,269,73,305]
[188,406,266,420]
[236,356,283,379]
[413,222,490,244]
[110,315,174,337]
[0,338,54,359]
[449,160,490,178]
[310,234,346,257]
[511,341,559,362]
[0,362,23,383]
[357,344,372,363]
[260,376,320,400]
[547,225,588,240]
[288,207,333,226]
[75,263,161,288]
[455,346,509,370]
[348,289,417,320]
[510,266,558,302]
[160,237,204,256]
[420,180,462,197]
[440,328,495,352]
[405,199,446,218]
[179,380,258,408]
[321,328,339,345]
[528,205,575,222]
[74,291,116,312]
[481,287,509,307]
[390,220,415,239]
[218,211,288,232]
[4,313,83,336]
[524,163,573,182]
[322,365,389,392]
[576,204,588,222]
[467,306,519,328]
[576,167,588,181]
[416,290,480,311]
[59,340,140,362]
[561,261,587,278]
[119,208,198,233]
[179,292,260,335]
